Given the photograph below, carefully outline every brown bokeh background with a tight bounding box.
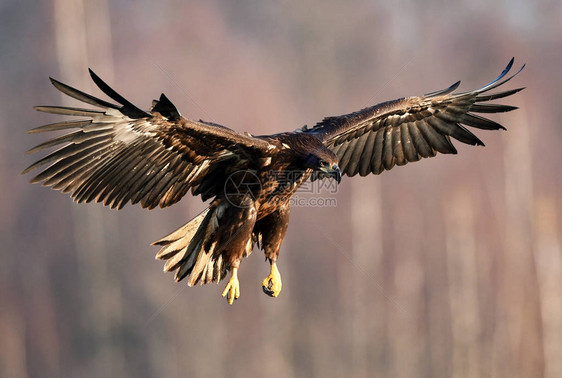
[2,1,561,377]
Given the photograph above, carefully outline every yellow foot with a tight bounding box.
[262,262,282,297]
[222,268,240,305]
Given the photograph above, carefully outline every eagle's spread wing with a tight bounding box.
[302,58,525,177]
[24,69,271,209]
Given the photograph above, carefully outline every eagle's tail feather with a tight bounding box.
[153,209,209,258]
[153,205,228,286]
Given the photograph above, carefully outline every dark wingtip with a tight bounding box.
[21,165,35,175]
[48,77,67,90]
[48,77,64,92]
[31,106,54,116]
[152,93,181,120]
[508,87,526,97]
[88,68,101,85]
[425,80,461,97]
[500,57,515,77]
[88,68,106,89]
[473,58,526,95]
[87,68,150,118]
[47,77,69,93]
[450,145,458,154]
[511,56,526,73]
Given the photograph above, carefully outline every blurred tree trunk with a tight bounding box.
[500,108,544,377]
[388,191,426,378]
[445,189,481,378]
[345,178,388,377]
[533,195,562,378]
[53,0,126,376]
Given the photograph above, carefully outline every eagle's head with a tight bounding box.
[304,150,341,183]
[280,134,341,183]
[301,141,341,183]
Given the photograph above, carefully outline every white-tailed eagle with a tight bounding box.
[24,59,524,304]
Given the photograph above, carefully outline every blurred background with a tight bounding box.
[1,1,561,377]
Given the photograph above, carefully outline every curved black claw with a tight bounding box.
[262,279,275,297]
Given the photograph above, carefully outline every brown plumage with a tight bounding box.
[24,59,525,304]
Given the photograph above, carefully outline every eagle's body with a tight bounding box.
[24,59,524,303]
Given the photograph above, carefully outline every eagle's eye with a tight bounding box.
[318,159,328,167]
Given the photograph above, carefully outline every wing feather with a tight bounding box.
[408,122,435,159]
[426,117,483,146]
[347,132,370,176]
[358,130,377,176]
[392,126,406,166]
[34,106,105,117]
[371,130,385,174]
[28,120,93,134]
[400,123,419,162]
[458,113,506,130]
[303,59,524,177]
[45,144,114,188]
[25,70,271,209]
[469,104,517,113]
[382,128,395,170]
[417,120,457,154]
[101,146,168,206]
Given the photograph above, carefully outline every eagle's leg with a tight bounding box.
[222,265,240,305]
[255,204,290,298]
[217,196,258,305]
[262,261,282,297]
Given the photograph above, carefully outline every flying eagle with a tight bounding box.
[24,59,524,304]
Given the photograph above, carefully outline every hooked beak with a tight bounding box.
[320,164,342,184]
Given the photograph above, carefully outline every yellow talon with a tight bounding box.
[222,268,240,305]
[262,262,282,297]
